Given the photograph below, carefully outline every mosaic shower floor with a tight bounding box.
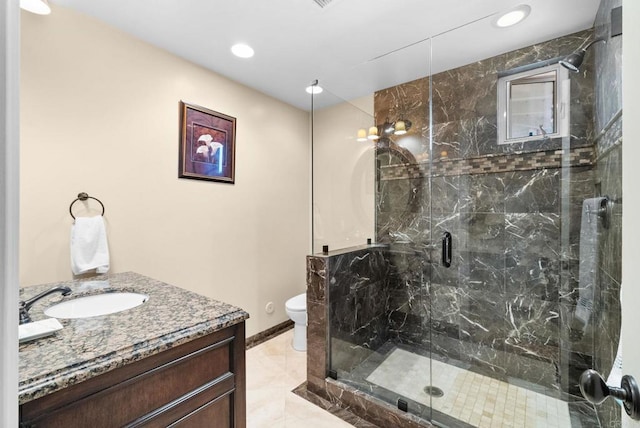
[366,347,571,427]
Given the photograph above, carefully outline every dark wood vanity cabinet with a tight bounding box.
[20,322,246,428]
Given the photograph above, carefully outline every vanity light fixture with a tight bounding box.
[20,0,51,15]
[394,120,407,135]
[231,43,255,58]
[394,118,412,135]
[367,126,379,140]
[494,4,531,28]
[358,116,412,141]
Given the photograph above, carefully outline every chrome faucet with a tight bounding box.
[19,286,72,324]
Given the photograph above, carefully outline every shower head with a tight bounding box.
[559,38,606,72]
[559,51,585,72]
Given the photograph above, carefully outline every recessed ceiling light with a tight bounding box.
[494,5,531,28]
[231,43,254,58]
[305,85,323,95]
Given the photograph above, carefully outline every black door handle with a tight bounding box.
[442,232,452,268]
[580,369,640,420]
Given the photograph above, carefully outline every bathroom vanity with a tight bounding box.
[18,272,249,427]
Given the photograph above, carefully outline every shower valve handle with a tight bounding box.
[579,369,640,420]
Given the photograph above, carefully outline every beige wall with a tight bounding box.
[312,95,375,253]
[20,6,310,337]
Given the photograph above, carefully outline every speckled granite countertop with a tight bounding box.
[18,271,249,405]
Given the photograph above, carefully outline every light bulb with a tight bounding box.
[394,120,407,135]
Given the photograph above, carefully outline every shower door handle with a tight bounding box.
[442,232,452,268]
[579,369,640,420]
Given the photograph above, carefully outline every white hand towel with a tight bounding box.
[70,216,110,275]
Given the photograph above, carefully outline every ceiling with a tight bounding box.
[50,0,601,111]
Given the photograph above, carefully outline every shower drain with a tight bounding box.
[423,386,444,397]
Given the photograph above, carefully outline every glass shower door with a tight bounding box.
[425,10,611,428]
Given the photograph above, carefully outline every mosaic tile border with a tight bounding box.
[380,146,595,181]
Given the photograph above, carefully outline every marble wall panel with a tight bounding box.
[458,173,506,213]
[428,283,459,335]
[327,249,391,350]
[307,255,329,387]
[503,297,560,351]
[456,337,507,378]
[504,169,561,213]
[377,176,426,245]
[592,0,622,425]
[428,331,463,362]
[307,247,399,382]
[559,300,596,355]
[596,114,622,156]
[430,175,460,215]
[597,146,622,282]
[594,0,623,134]
[457,251,504,295]
[372,31,607,400]
[594,274,621,376]
[377,30,595,164]
[429,33,594,158]
[504,212,561,300]
[458,289,508,349]
[502,353,560,392]
[458,212,505,255]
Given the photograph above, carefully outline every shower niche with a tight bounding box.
[308,7,622,428]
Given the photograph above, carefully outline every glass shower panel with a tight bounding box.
[314,36,436,422]
[310,88,376,255]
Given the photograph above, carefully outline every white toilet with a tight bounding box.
[285,293,307,351]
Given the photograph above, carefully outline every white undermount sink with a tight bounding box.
[44,292,149,319]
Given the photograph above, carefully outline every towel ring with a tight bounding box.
[69,192,105,220]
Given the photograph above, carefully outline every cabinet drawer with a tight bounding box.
[170,394,233,428]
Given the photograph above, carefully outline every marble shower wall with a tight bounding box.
[375,30,600,395]
[592,0,623,426]
[307,246,437,428]
[324,246,393,372]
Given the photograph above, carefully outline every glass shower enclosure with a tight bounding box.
[310,5,621,428]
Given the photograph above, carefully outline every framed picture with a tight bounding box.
[178,101,236,183]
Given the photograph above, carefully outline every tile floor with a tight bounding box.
[246,328,352,427]
[246,331,584,428]
[366,348,572,428]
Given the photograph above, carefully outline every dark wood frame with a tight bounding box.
[179,101,236,184]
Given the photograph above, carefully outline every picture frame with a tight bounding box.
[178,101,236,183]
